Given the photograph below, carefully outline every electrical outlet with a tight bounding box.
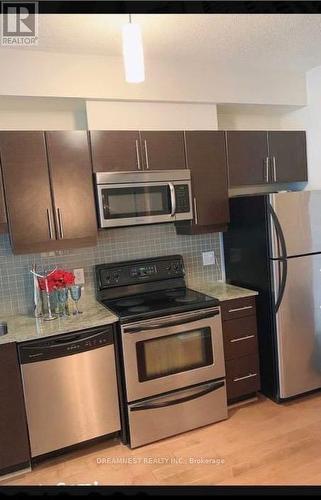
[202,251,216,266]
[73,268,85,285]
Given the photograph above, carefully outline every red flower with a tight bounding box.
[38,269,75,291]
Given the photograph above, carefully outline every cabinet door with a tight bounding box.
[0,132,56,253]
[140,131,186,170]
[185,131,229,226]
[0,343,30,475]
[46,131,97,244]
[226,131,269,187]
[268,131,308,183]
[90,131,141,172]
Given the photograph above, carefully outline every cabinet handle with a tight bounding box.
[230,334,255,343]
[193,197,199,224]
[135,139,141,170]
[272,156,277,182]
[228,305,253,313]
[57,208,64,239]
[264,157,269,183]
[46,209,55,240]
[233,373,257,383]
[144,140,150,169]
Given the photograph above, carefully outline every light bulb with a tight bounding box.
[122,21,145,83]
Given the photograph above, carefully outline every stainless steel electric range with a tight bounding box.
[96,255,228,448]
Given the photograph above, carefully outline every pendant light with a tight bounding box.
[122,14,145,83]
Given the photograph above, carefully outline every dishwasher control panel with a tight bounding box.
[19,325,115,364]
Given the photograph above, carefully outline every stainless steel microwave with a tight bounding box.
[95,170,193,228]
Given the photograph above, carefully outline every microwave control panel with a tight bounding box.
[175,185,191,213]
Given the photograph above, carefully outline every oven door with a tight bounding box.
[97,181,176,228]
[121,307,225,402]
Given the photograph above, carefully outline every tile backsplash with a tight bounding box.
[0,224,223,317]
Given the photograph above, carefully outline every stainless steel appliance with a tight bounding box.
[96,255,227,448]
[224,190,321,401]
[95,170,193,228]
[19,326,121,458]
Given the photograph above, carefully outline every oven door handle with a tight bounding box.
[124,310,220,333]
[130,380,225,412]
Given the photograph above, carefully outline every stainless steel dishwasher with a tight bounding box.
[19,325,121,458]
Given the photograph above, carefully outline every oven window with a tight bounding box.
[102,186,171,219]
[136,328,213,382]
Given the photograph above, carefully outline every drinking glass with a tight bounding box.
[57,288,69,317]
[70,285,83,315]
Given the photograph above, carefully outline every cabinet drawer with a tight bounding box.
[226,354,260,402]
[223,316,258,361]
[221,296,256,321]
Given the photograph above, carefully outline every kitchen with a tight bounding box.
[1,6,321,491]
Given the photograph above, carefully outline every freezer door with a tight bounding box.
[273,253,321,399]
[269,191,321,258]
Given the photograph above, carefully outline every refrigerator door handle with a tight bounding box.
[268,203,288,260]
[268,203,288,311]
[274,258,288,312]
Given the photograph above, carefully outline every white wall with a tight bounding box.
[300,66,321,189]
[0,48,307,105]
[86,101,218,129]
[217,104,307,131]
[0,96,87,130]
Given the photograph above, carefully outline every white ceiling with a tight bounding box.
[8,14,321,72]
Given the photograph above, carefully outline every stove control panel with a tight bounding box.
[130,264,157,279]
[97,255,185,289]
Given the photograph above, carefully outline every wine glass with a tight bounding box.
[57,288,69,317]
[70,285,82,315]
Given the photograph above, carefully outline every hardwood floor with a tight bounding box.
[2,392,321,486]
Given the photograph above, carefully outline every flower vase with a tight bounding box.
[41,290,58,320]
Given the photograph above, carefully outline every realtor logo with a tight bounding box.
[1,1,38,46]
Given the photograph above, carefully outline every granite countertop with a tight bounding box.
[188,280,258,302]
[0,300,118,345]
[0,281,257,345]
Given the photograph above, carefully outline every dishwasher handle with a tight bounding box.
[19,325,114,364]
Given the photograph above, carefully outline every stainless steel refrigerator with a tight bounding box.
[224,190,321,402]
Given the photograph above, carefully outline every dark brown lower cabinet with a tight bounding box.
[0,343,30,476]
[221,296,261,404]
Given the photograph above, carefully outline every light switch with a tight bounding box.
[202,251,216,266]
[74,268,85,285]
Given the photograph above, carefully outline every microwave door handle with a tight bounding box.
[124,309,219,333]
[168,183,176,217]
[130,380,225,411]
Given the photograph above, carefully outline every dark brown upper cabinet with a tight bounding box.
[46,131,97,243]
[90,131,141,172]
[226,130,308,188]
[0,343,30,476]
[0,131,97,254]
[90,130,186,172]
[176,131,229,234]
[267,131,308,183]
[0,132,55,253]
[226,131,269,187]
[139,131,186,170]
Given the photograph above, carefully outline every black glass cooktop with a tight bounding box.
[101,287,219,322]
